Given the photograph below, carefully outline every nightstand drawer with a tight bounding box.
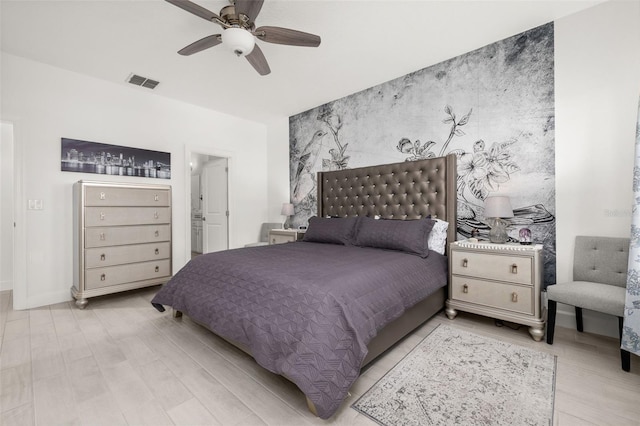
[450,276,534,315]
[451,250,533,285]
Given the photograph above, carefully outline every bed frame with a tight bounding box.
[175,154,457,417]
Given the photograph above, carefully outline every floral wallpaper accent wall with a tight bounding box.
[623,97,640,356]
[289,23,556,285]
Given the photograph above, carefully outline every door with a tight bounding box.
[201,158,228,253]
[0,122,14,291]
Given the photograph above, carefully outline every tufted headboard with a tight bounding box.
[317,154,457,246]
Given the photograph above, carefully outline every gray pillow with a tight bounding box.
[303,216,360,245]
[355,217,435,257]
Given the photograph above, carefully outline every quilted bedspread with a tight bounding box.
[151,242,447,418]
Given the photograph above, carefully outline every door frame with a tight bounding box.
[184,144,233,263]
[2,118,27,310]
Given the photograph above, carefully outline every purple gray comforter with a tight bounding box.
[151,241,447,418]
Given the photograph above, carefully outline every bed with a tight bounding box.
[151,154,457,419]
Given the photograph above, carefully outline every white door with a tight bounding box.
[201,158,228,253]
[0,122,14,291]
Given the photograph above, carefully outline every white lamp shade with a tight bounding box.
[221,28,255,56]
[281,203,295,216]
[484,196,513,218]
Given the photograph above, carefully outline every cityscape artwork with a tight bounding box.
[61,138,171,179]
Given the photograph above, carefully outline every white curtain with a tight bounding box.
[623,97,640,356]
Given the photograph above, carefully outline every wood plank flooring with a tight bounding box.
[1,287,638,425]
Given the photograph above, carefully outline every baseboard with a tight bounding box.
[0,279,12,292]
[554,305,619,339]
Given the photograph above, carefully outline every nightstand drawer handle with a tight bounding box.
[154,211,159,219]
[272,238,276,244]
[511,292,518,303]
[511,264,518,274]
[155,230,160,237]
[155,248,160,255]
[155,266,160,272]
[100,273,106,281]
[100,192,106,200]
[99,233,106,241]
[100,254,106,261]
[100,212,105,221]
[154,194,159,201]
[462,284,469,294]
[462,259,468,268]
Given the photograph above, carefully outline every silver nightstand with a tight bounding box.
[445,241,545,341]
[268,229,305,245]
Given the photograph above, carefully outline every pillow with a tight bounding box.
[428,219,449,255]
[303,216,359,245]
[354,217,435,258]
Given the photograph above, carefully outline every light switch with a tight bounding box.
[28,199,43,210]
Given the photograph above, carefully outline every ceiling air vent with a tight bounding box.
[126,73,160,90]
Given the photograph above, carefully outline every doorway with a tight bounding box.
[189,152,229,258]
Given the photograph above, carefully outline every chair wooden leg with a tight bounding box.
[618,317,631,372]
[546,300,557,344]
[575,306,584,332]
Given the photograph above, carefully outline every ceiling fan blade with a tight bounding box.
[245,44,271,76]
[234,0,264,21]
[165,0,220,22]
[254,26,321,47]
[178,35,222,56]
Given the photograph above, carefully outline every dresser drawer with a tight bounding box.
[85,259,171,290]
[85,225,171,248]
[451,250,533,285]
[85,207,171,227]
[85,242,170,268]
[84,186,170,207]
[450,276,534,315]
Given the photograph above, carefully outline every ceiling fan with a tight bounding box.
[165,0,321,76]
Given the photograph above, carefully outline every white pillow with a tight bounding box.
[428,219,449,255]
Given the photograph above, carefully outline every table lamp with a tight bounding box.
[484,196,513,243]
[281,203,295,229]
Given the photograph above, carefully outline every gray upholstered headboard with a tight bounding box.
[317,154,457,245]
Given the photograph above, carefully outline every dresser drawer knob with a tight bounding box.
[155,266,160,272]
[100,212,105,221]
[100,192,106,200]
[155,248,160,255]
[462,258,468,268]
[511,292,518,303]
[100,273,106,281]
[99,233,106,241]
[511,264,518,274]
[155,230,160,237]
[154,194,159,201]
[154,211,159,219]
[272,238,276,244]
[462,284,469,294]
[100,254,106,261]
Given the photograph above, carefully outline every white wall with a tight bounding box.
[266,0,640,337]
[1,53,268,309]
[554,0,640,336]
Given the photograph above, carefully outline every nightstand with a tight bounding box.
[445,241,545,341]
[268,229,305,245]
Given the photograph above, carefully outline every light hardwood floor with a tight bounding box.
[1,287,638,426]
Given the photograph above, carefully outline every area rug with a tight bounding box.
[352,324,556,426]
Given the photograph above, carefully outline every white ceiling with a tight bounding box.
[1,0,603,124]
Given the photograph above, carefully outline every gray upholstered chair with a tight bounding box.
[244,222,281,247]
[546,236,631,371]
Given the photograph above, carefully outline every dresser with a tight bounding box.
[268,229,305,245]
[71,181,172,308]
[445,241,545,341]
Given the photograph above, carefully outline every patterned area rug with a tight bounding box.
[352,324,556,426]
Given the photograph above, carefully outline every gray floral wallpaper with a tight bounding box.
[289,23,556,285]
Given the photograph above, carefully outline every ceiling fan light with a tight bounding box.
[221,27,255,57]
